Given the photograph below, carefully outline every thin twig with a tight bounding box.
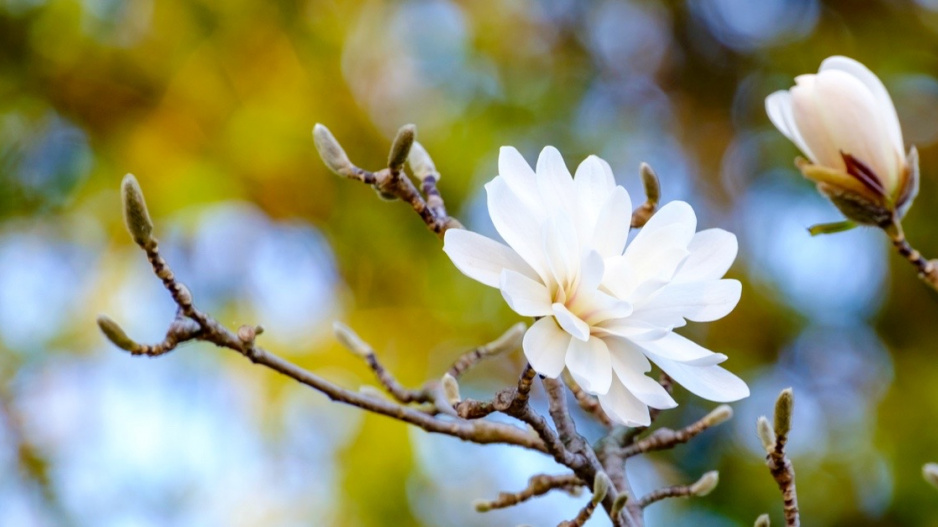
[761,388,799,527]
[474,473,583,512]
[446,323,525,379]
[621,405,733,458]
[888,228,938,292]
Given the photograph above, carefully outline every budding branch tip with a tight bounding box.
[97,314,138,352]
[121,174,154,248]
[754,513,771,527]
[332,321,371,357]
[774,388,794,439]
[592,472,611,505]
[690,471,719,497]
[313,124,353,175]
[388,124,416,171]
[756,416,775,453]
[639,162,660,204]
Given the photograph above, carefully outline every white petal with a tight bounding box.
[631,279,741,327]
[566,336,613,394]
[500,270,553,317]
[499,146,537,192]
[575,288,633,326]
[543,213,579,290]
[552,303,590,341]
[574,155,619,242]
[598,377,651,427]
[672,229,738,283]
[605,338,678,410]
[593,319,670,342]
[486,177,549,280]
[591,186,632,258]
[523,317,571,378]
[634,332,727,366]
[766,90,818,162]
[820,56,903,155]
[621,201,696,286]
[579,250,605,291]
[646,354,749,402]
[443,229,539,288]
[535,146,576,217]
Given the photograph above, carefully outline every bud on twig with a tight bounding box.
[703,404,733,427]
[690,471,719,497]
[923,463,938,491]
[754,513,771,527]
[640,163,660,205]
[96,315,138,352]
[592,472,611,505]
[610,494,629,518]
[757,416,775,452]
[441,373,461,405]
[408,141,437,181]
[333,321,372,358]
[774,388,794,440]
[388,124,416,172]
[121,174,154,248]
[313,124,354,175]
[473,499,491,513]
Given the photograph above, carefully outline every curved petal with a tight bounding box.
[621,201,696,287]
[552,303,590,341]
[499,146,537,192]
[820,56,903,155]
[574,155,619,242]
[535,146,576,218]
[486,177,549,280]
[591,186,632,258]
[543,213,579,290]
[579,250,605,292]
[672,229,738,283]
[500,270,552,317]
[634,332,727,367]
[766,90,818,162]
[523,317,571,378]
[566,336,612,394]
[646,353,750,402]
[443,229,539,288]
[631,279,741,327]
[605,338,678,410]
[598,377,651,427]
[593,319,670,342]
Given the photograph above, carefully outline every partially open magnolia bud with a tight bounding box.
[766,56,918,228]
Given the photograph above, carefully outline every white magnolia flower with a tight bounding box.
[443,146,748,426]
[766,55,918,223]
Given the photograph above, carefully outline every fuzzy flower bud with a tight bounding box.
[766,56,918,227]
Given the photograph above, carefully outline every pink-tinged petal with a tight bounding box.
[634,332,727,366]
[591,186,632,258]
[552,303,590,341]
[766,90,818,162]
[672,229,738,283]
[500,270,553,317]
[523,317,571,378]
[646,353,750,402]
[566,336,612,394]
[598,377,651,427]
[535,146,576,217]
[575,288,633,325]
[443,229,539,288]
[543,214,579,290]
[486,177,549,280]
[605,338,678,410]
[631,279,741,327]
[819,56,903,155]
